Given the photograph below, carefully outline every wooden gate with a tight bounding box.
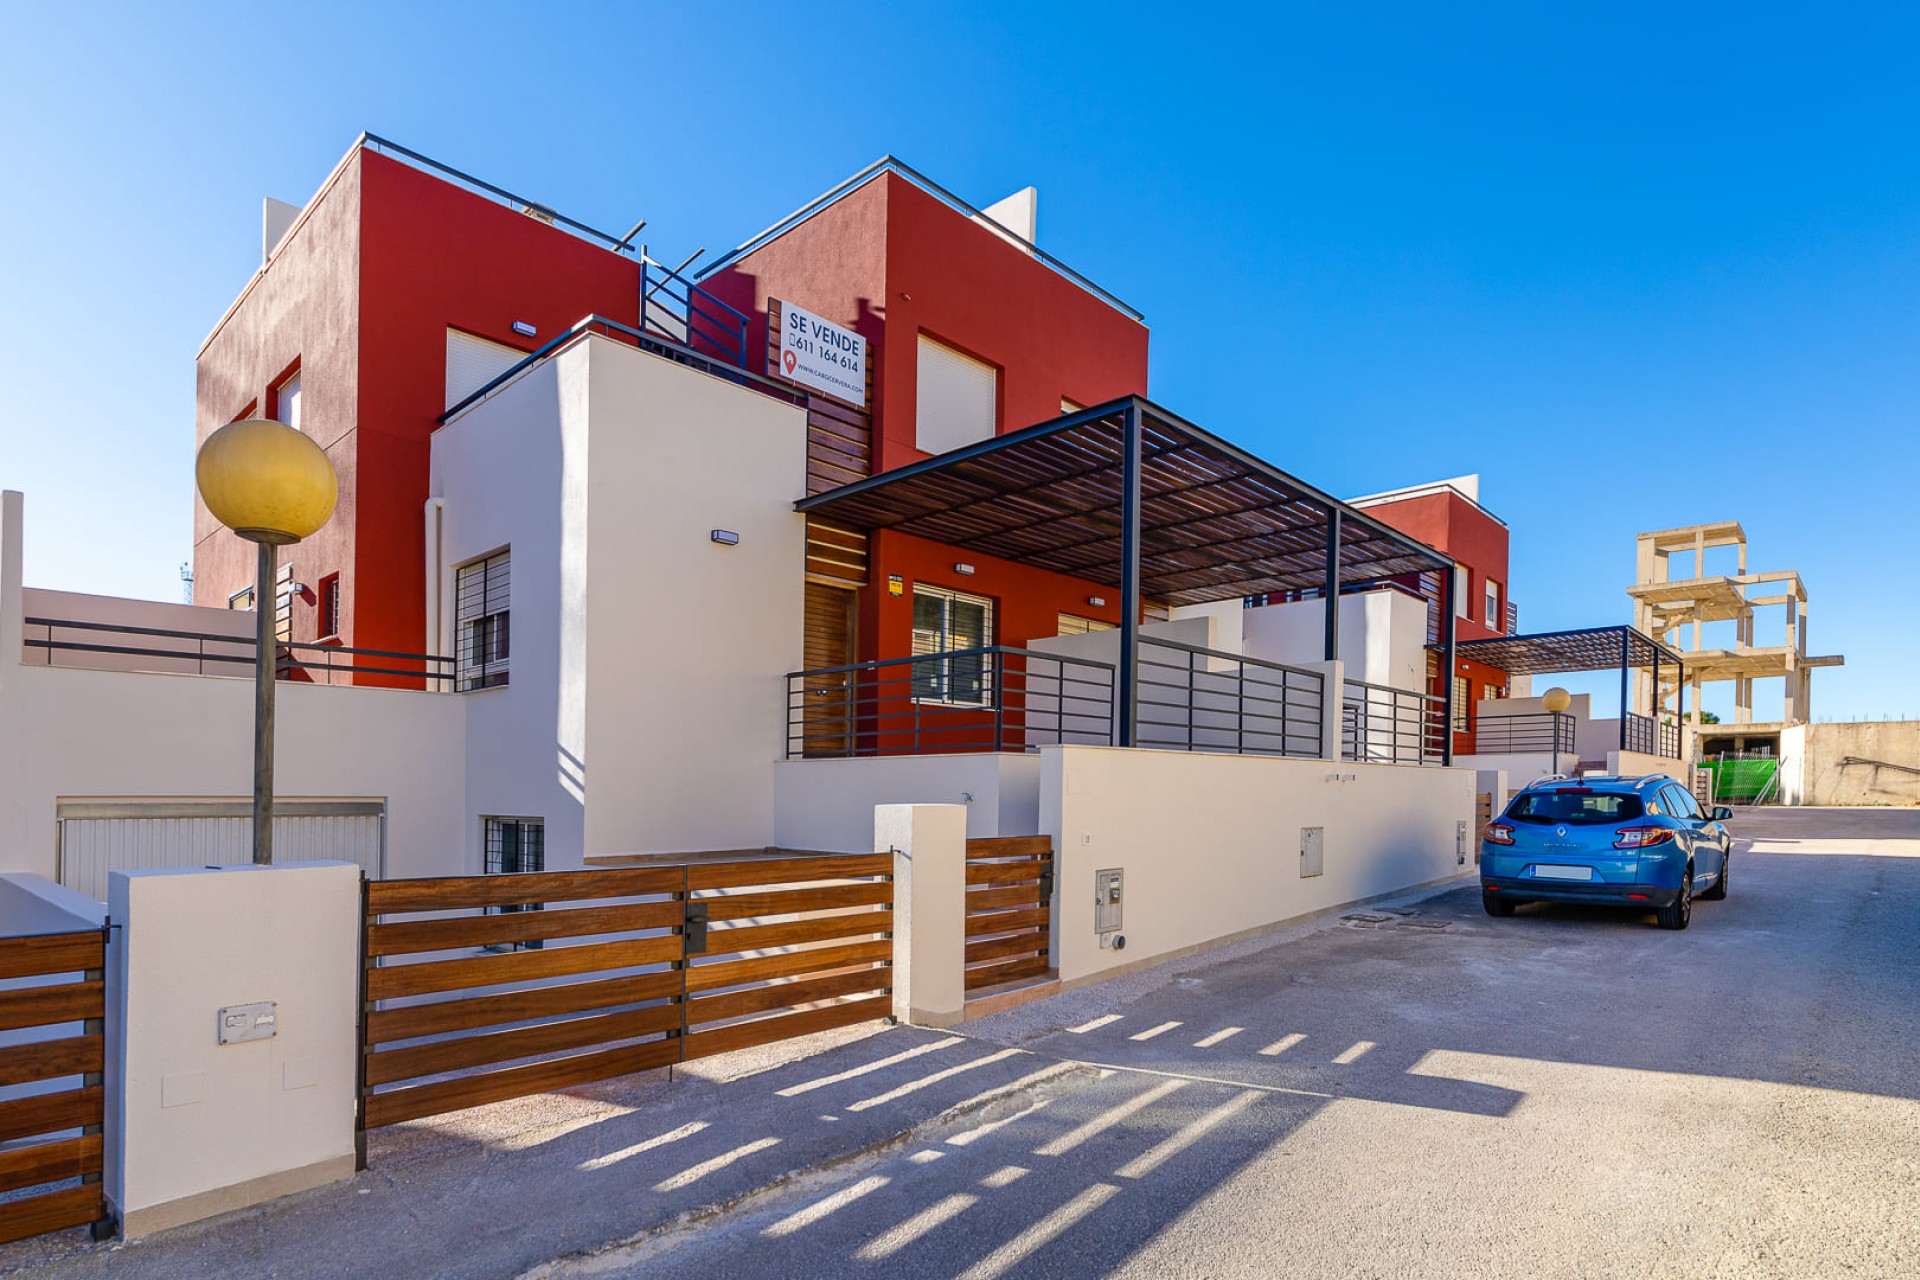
[359,853,892,1135]
[0,928,110,1245]
[963,836,1054,995]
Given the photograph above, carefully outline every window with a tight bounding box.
[1056,613,1114,636]
[1452,674,1470,732]
[317,574,341,639]
[916,334,998,454]
[228,586,255,612]
[1663,785,1703,821]
[1454,564,1472,618]
[275,370,302,432]
[456,550,511,690]
[446,329,527,413]
[1509,792,1643,826]
[483,817,544,950]
[1484,578,1502,631]
[911,585,993,706]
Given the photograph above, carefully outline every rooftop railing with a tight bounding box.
[1464,711,1576,756]
[1134,637,1325,759]
[22,617,452,688]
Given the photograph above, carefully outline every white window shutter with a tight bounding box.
[916,335,998,454]
[446,329,527,412]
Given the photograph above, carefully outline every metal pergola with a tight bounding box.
[796,396,1461,759]
[1446,624,1690,749]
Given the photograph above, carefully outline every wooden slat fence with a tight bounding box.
[360,853,892,1137]
[0,928,110,1245]
[963,836,1054,993]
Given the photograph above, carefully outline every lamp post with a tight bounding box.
[195,419,338,864]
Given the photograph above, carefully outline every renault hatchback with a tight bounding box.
[1480,775,1733,930]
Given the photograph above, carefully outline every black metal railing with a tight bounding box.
[1468,711,1575,756]
[1622,713,1682,760]
[639,257,751,369]
[1341,679,1446,765]
[22,617,453,686]
[785,646,1116,759]
[1135,637,1324,759]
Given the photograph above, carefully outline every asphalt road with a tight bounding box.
[542,807,1920,1280]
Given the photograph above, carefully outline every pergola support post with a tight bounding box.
[1323,506,1341,661]
[1441,570,1456,767]
[1619,630,1630,751]
[1118,402,1143,748]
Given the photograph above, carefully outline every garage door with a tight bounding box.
[57,800,384,900]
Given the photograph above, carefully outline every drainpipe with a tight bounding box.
[424,497,446,689]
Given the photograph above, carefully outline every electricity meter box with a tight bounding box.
[1095,868,1123,933]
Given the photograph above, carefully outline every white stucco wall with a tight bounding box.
[107,863,359,1236]
[432,335,809,867]
[20,589,254,676]
[1241,590,1426,692]
[1040,745,1472,984]
[773,753,1043,853]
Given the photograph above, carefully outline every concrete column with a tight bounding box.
[1,490,23,669]
[878,803,968,1028]
[106,862,361,1237]
[1294,659,1345,760]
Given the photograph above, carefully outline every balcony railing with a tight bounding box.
[22,617,453,687]
[1134,637,1324,759]
[785,646,1116,759]
[1342,679,1446,765]
[1467,711,1575,756]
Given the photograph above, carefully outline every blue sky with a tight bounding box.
[1,2,1913,721]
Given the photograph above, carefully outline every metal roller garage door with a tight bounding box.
[56,800,384,900]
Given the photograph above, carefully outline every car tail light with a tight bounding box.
[1613,826,1674,850]
[1485,823,1515,846]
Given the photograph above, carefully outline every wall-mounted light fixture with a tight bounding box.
[1087,596,1106,607]
[512,320,537,337]
[710,529,740,546]
[953,563,975,576]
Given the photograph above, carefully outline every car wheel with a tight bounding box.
[1656,866,1693,930]
[1701,850,1728,901]
[1482,891,1516,917]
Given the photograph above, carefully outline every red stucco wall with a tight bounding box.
[195,145,642,670]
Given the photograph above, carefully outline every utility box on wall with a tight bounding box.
[1094,868,1123,933]
[1300,827,1325,878]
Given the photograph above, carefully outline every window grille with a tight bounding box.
[1453,675,1471,732]
[483,816,544,950]
[457,551,511,690]
[911,585,992,706]
[1056,613,1114,636]
[318,574,341,638]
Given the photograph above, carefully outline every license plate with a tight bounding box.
[1533,864,1594,881]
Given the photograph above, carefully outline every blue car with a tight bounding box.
[1480,774,1733,930]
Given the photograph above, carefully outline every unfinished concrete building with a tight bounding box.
[1628,521,1843,759]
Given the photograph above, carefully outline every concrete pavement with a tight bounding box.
[5,807,1916,1278]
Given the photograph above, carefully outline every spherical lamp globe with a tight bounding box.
[196,419,338,545]
[1542,687,1573,715]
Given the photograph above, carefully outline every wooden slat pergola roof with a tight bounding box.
[1447,625,1687,677]
[795,397,1451,607]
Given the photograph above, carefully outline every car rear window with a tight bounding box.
[1508,791,1644,826]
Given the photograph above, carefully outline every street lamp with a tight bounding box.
[195,419,338,864]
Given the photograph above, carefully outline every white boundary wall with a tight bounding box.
[775,753,1042,852]
[1040,745,1472,985]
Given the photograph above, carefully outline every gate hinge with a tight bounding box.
[683,900,710,954]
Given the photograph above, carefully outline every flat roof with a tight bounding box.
[1446,625,1687,676]
[796,398,1451,607]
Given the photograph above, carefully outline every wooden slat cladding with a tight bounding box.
[0,927,107,1246]
[807,520,869,585]
[963,837,1054,995]
[766,298,877,497]
[361,852,893,1135]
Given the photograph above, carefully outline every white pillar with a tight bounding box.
[877,804,968,1028]
[1,490,23,669]
[1292,659,1345,760]
[106,863,361,1237]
